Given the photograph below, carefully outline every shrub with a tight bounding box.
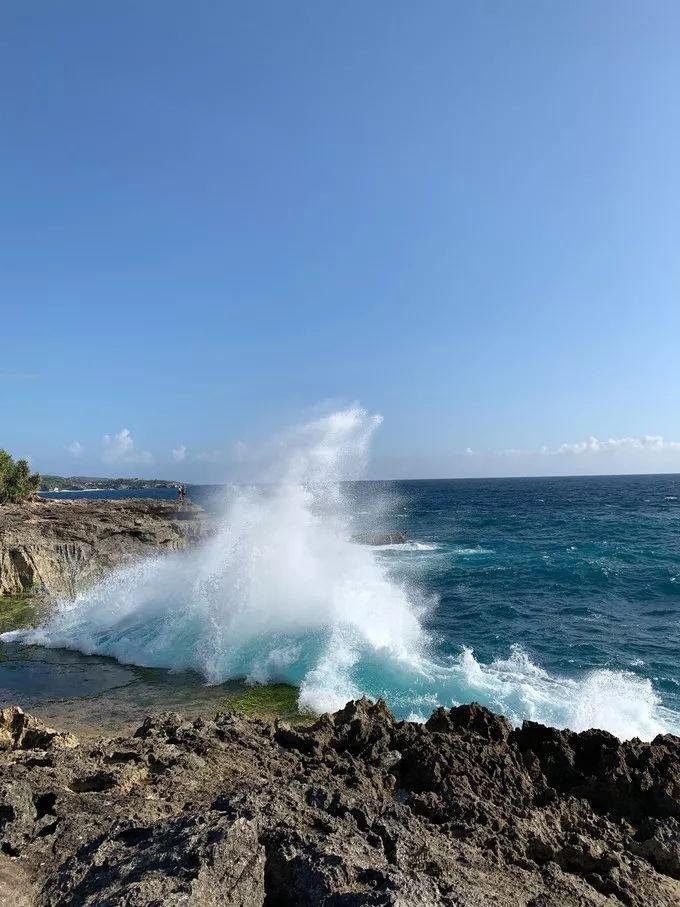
[0,450,41,504]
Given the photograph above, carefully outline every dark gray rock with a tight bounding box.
[0,699,678,905]
[40,814,265,906]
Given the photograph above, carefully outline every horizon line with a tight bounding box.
[39,469,680,485]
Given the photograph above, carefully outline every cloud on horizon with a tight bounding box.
[44,428,680,483]
[101,428,153,465]
[465,434,680,461]
[440,433,680,479]
[554,435,680,455]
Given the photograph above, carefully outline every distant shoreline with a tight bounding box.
[39,487,108,494]
[40,475,178,493]
[38,471,680,493]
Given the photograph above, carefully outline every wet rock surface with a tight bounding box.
[0,699,678,905]
[0,499,214,597]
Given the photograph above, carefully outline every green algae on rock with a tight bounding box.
[227,682,313,722]
[0,595,43,635]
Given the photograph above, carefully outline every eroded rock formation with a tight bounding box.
[0,699,678,905]
[0,499,213,597]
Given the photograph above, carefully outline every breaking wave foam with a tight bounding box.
[4,407,679,741]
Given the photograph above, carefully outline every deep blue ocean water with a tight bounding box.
[26,474,680,737]
[352,475,680,718]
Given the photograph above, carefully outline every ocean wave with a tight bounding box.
[5,407,679,742]
[449,645,674,739]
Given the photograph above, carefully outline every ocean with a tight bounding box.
[349,474,680,736]
[7,470,678,741]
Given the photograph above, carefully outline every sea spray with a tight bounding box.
[5,408,430,708]
[4,407,678,740]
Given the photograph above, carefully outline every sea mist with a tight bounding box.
[5,407,677,740]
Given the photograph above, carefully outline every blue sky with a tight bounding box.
[2,2,680,481]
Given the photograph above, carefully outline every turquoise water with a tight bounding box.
[18,474,680,738]
[349,475,680,726]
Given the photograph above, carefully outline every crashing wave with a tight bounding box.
[4,407,678,741]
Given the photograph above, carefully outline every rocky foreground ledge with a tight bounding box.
[0,499,214,597]
[0,701,678,906]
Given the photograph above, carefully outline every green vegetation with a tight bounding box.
[228,683,314,723]
[40,475,177,492]
[0,450,41,503]
[0,595,43,634]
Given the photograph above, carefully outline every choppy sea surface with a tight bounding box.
[351,475,680,731]
[5,473,680,740]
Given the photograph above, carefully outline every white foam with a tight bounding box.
[446,645,675,739]
[5,407,679,742]
[5,407,428,704]
[453,546,494,556]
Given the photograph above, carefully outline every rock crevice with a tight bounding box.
[0,699,678,905]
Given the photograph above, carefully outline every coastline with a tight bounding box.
[2,490,678,740]
[0,497,214,598]
[0,497,679,903]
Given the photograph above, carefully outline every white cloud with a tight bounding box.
[101,428,153,465]
[68,441,84,457]
[554,435,679,455]
[459,434,680,463]
[171,444,186,462]
[196,450,222,462]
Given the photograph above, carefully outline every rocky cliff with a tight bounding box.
[0,499,214,598]
[0,699,678,906]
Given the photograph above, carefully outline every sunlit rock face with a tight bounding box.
[0,498,213,596]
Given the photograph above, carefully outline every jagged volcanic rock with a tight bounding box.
[0,699,678,905]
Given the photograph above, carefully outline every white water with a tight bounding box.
[5,407,678,740]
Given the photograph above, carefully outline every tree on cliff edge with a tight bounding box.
[0,450,41,503]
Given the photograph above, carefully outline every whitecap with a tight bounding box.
[6,407,679,742]
[452,546,493,556]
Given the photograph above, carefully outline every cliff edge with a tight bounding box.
[0,498,214,597]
